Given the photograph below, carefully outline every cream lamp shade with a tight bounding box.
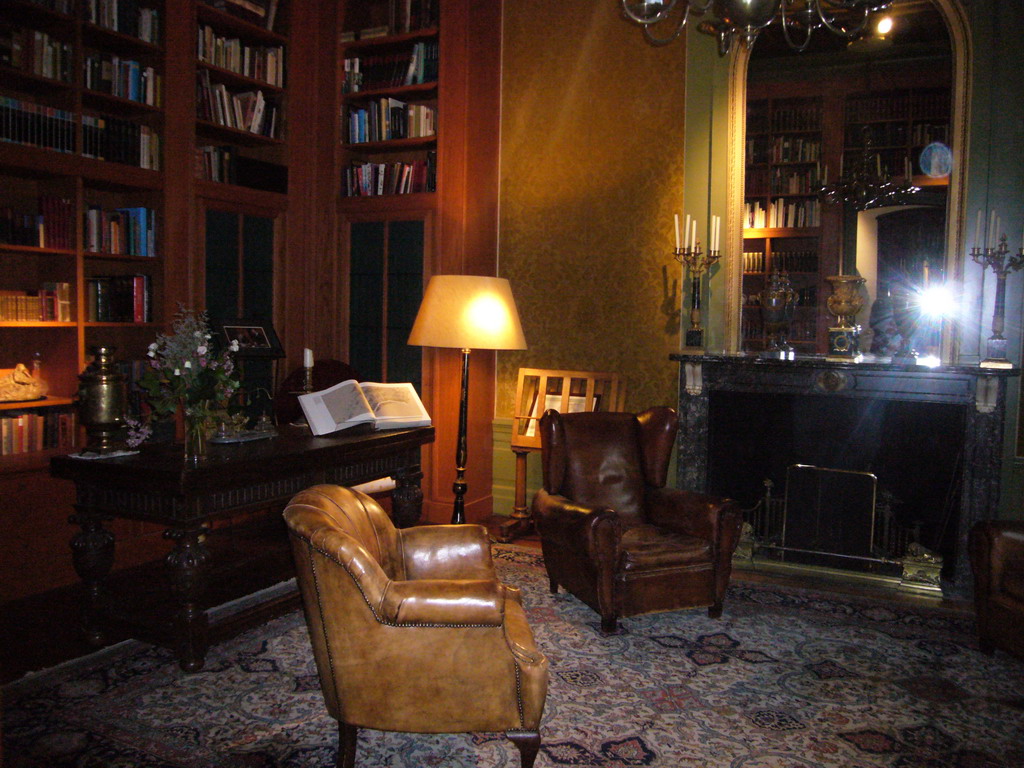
[408,275,527,351]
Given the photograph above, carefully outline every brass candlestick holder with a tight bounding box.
[674,243,721,351]
[972,234,1024,368]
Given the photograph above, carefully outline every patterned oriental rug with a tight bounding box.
[4,544,1023,767]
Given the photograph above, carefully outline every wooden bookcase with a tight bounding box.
[0,0,504,600]
[743,96,826,353]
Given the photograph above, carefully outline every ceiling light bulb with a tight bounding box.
[875,16,894,36]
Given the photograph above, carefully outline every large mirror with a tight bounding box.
[727,0,970,361]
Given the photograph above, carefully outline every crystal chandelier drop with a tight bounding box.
[620,0,891,55]
[819,128,921,210]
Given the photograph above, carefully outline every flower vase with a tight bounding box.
[180,402,211,463]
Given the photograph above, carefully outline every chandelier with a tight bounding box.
[620,0,891,55]
[819,128,920,210]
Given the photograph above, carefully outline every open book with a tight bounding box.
[298,380,431,436]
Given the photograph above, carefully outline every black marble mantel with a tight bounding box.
[671,353,1019,596]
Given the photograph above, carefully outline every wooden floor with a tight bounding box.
[2,521,971,686]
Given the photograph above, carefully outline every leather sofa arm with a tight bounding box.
[399,523,495,581]
[380,578,505,625]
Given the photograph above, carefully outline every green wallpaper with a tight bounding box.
[496,1,689,416]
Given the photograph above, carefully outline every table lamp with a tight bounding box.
[408,275,527,524]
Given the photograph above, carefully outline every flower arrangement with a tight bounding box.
[139,307,240,452]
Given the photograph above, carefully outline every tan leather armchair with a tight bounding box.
[532,407,743,634]
[969,519,1024,660]
[283,485,548,768]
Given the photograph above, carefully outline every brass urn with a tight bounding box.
[77,346,127,454]
[825,275,866,359]
[759,271,797,358]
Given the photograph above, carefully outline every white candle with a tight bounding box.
[674,214,681,250]
[975,209,983,249]
[996,215,1002,248]
[691,220,697,252]
[303,348,313,368]
[683,214,691,250]
[715,216,721,252]
[712,216,720,252]
[989,210,997,249]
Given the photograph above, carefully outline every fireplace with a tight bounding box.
[672,354,1017,596]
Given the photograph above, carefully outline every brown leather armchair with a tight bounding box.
[532,407,743,634]
[284,485,548,768]
[968,519,1024,660]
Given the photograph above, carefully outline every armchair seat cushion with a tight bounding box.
[620,525,713,572]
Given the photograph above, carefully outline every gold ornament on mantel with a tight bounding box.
[0,363,48,402]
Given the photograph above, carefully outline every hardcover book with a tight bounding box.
[298,380,430,436]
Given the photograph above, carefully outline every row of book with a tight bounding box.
[193,144,288,191]
[81,114,161,169]
[197,25,285,87]
[845,88,949,123]
[201,0,281,33]
[741,250,818,274]
[0,27,73,83]
[340,0,438,41]
[83,54,162,106]
[83,205,156,257]
[748,101,822,135]
[347,101,435,144]
[84,0,161,44]
[197,71,279,138]
[26,0,73,12]
[342,41,439,93]
[0,410,79,456]
[741,314,817,342]
[744,198,821,229]
[343,156,436,197]
[0,196,75,249]
[0,282,72,322]
[0,96,75,154]
[85,274,152,322]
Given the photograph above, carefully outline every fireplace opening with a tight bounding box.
[707,390,965,580]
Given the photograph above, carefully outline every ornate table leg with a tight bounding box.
[391,465,424,528]
[69,507,115,646]
[164,526,211,672]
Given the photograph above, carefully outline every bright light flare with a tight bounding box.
[875,15,894,36]
[918,284,956,318]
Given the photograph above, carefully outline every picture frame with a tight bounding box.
[217,319,285,359]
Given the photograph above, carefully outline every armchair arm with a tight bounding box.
[532,487,621,562]
[379,578,505,625]
[399,523,495,581]
[970,520,1024,597]
[646,487,742,546]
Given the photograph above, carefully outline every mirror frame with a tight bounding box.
[722,0,973,363]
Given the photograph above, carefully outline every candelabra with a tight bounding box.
[674,242,721,350]
[972,234,1024,368]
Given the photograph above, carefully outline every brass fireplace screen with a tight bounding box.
[741,464,942,591]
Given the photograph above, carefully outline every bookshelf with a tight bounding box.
[338,16,439,198]
[193,0,290,194]
[743,96,825,353]
[843,87,950,186]
[0,0,167,454]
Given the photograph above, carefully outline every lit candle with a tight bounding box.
[674,214,681,251]
[923,260,929,287]
[303,348,313,368]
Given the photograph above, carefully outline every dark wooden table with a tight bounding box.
[51,424,434,671]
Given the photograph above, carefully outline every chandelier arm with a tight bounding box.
[778,14,811,53]
[814,3,872,39]
[642,5,691,46]
[621,0,678,26]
